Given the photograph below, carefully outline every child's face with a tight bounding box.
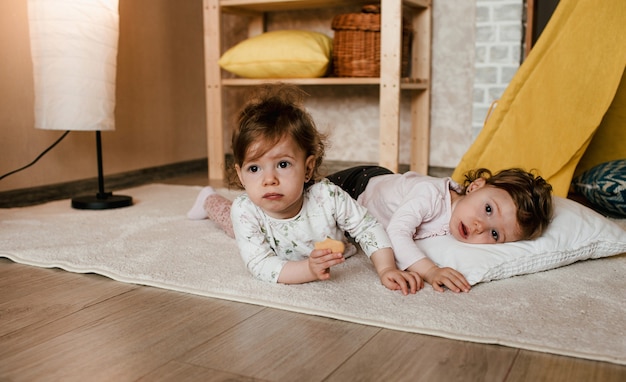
[449,178,522,244]
[235,135,315,219]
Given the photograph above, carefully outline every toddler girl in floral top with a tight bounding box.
[187,84,421,294]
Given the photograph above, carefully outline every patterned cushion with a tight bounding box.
[572,159,626,218]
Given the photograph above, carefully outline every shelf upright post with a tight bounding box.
[410,1,431,175]
[203,0,225,181]
[379,0,403,172]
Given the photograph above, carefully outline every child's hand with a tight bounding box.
[379,268,423,295]
[425,267,471,293]
[308,248,345,280]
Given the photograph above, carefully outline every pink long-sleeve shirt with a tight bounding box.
[357,172,463,270]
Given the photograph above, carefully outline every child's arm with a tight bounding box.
[277,248,345,284]
[232,196,345,285]
[407,257,471,293]
[370,248,423,295]
[386,198,471,292]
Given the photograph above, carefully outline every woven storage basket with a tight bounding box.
[331,5,412,77]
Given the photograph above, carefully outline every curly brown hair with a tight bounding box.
[463,168,554,240]
[226,84,327,190]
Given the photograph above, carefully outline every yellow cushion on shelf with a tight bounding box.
[218,30,332,79]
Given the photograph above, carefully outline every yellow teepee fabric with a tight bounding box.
[574,69,626,178]
[452,0,626,197]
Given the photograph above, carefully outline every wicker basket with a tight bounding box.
[331,5,412,77]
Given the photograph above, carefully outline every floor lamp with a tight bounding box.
[28,0,132,210]
[70,131,132,209]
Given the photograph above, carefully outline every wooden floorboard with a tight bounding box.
[508,350,626,382]
[0,262,136,340]
[180,308,379,381]
[326,329,518,381]
[0,262,263,381]
[139,360,267,382]
[1,172,625,381]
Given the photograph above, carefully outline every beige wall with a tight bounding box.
[0,0,476,193]
[0,0,207,192]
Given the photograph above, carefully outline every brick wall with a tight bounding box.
[471,0,524,138]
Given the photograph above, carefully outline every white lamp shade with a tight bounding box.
[28,0,119,131]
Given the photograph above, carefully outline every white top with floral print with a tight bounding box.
[230,179,392,282]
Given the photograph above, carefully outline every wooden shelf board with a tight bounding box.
[220,0,428,12]
[220,0,371,12]
[221,77,428,89]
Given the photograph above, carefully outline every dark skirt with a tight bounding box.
[326,166,393,199]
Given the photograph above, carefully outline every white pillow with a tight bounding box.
[417,197,626,285]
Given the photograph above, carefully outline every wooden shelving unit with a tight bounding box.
[202,0,432,180]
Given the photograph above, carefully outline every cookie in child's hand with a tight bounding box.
[314,237,345,253]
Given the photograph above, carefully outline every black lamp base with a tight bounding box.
[72,193,133,210]
[71,131,133,210]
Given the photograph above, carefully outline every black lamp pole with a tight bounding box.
[71,131,133,210]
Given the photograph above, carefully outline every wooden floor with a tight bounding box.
[1,172,625,382]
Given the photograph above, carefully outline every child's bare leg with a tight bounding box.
[187,187,235,238]
[204,192,235,238]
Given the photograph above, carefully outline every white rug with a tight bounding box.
[1,184,624,365]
